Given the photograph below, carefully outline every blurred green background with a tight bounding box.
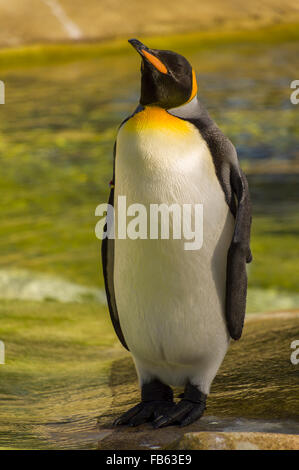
[0,0,298,450]
[0,26,298,311]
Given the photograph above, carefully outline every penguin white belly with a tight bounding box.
[114,107,234,393]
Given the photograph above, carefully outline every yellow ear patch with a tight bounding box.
[187,69,198,103]
[142,50,168,74]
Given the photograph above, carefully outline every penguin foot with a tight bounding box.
[113,400,175,427]
[153,383,207,428]
[114,379,175,427]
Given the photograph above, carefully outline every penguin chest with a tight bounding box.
[114,108,234,363]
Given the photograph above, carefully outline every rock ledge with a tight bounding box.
[170,431,299,450]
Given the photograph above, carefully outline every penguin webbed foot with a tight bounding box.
[153,400,205,428]
[153,383,207,428]
[114,379,175,427]
[113,400,175,427]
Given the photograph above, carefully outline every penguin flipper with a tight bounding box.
[225,165,252,340]
[102,109,143,351]
[187,118,252,340]
[101,146,129,351]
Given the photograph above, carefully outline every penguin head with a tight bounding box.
[129,39,197,109]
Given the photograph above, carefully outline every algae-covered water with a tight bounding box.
[0,28,298,449]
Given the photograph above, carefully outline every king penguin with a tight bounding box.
[102,39,252,427]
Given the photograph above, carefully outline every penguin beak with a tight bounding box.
[128,38,148,54]
[128,38,168,74]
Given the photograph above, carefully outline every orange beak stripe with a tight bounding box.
[142,50,168,74]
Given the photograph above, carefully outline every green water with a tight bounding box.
[0,31,299,448]
[0,300,119,449]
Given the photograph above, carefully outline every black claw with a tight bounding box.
[153,400,193,428]
[153,416,169,429]
[153,399,206,428]
[113,403,143,426]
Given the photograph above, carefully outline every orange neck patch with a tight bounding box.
[124,106,192,134]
